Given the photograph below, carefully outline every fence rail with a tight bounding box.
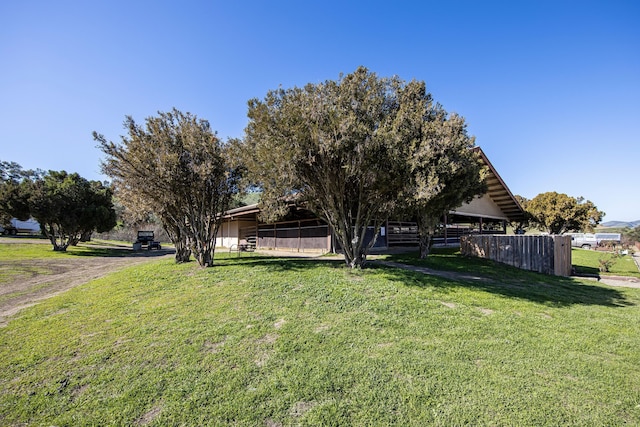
[460,235,572,276]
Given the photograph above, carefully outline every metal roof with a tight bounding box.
[472,147,525,221]
[221,147,525,222]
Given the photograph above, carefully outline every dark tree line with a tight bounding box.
[0,161,117,251]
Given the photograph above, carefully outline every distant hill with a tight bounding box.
[600,220,640,228]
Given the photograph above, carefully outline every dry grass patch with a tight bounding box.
[135,404,162,425]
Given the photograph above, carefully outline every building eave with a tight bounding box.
[474,147,525,222]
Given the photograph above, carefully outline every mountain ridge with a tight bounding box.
[600,220,640,228]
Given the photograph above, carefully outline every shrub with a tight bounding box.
[598,253,620,273]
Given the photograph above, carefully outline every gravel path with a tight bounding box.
[0,246,173,327]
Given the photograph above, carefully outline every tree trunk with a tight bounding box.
[68,234,81,247]
[42,223,69,252]
[340,226,377,269]
[348,250,366,269]
[162,217,192,263]
[416,214,439,260]
[195,250,213,267]
[419,233,433,259]
[50,234,69,251]
[341,234,366,269]
[174,239,192,263]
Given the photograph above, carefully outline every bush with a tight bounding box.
[598,253,620,273]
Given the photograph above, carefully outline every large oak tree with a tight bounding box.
[526,191,604,234]
[95,109,242,267]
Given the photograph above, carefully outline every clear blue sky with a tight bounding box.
[1,1,638,221]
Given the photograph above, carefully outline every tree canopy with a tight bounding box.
[394,83,486,258]
[1,161,116,249]
[0,161,41,225]
[509,195,533,234]
[625,225,640,244]
[244,67,409,267]
[30,171,117,251]
[243,67,487,267]
[526,191,604,234]
[95,108,242,267]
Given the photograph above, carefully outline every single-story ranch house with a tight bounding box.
[216,148,525,253]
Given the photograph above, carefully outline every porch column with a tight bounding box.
[443,213,448,245]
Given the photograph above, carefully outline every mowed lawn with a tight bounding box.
[1,245,639,425]
[571,247,640,277]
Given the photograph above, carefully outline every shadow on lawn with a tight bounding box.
[373,264,633,308]
[64,246,175,258]
[217,254,633,308]
[216,254,345,271]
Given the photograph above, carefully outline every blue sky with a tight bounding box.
[1,1,638,221]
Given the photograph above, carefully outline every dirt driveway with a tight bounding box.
[0,242,173,326]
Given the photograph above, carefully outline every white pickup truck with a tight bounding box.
[566,232,622,249]
[567,233,598,249]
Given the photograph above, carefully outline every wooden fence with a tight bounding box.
[460,235,572,276]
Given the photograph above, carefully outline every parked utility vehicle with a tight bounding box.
[0,218,41,235]
[134,230,161,250]
[567,233,598,249]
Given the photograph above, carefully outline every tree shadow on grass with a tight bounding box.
[65,246,175,258]
[214,254,345,272]
[215,253,634,308]
[573,265,601,276]
[370,262,634,308]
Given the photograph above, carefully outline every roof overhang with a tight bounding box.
[221,203,260,220]
[472,147,525,221]
[220,147,525,223]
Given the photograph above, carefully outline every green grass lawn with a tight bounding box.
[571,248,640,277]
[383,247,640,279]
[1,247,640,425]
[0,241,135,261]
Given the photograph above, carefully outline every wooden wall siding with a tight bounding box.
[387,222,419,245]
[460,235,572,276]
[257,223,330,251]
[387,221,507,247]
